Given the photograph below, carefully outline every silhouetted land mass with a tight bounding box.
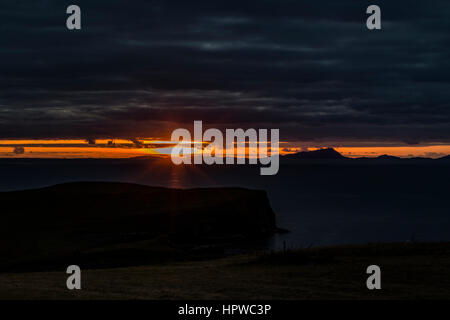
[0,182,277,272]
[283,148,346,160]
[283,148,450,161]
[374,154,401,160]
[438,154,450,161]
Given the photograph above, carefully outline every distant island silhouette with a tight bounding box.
[283,148,346,160]
[282,147,450,161]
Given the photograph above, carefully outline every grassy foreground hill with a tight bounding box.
[1,242,450,300]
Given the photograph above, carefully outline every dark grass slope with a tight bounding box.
[1,242,450,299]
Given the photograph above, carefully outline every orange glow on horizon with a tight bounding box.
[1,139,450,159]
[0,139,88,145]
[0,146,162,159]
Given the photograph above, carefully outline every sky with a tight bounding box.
[1,0,450,158]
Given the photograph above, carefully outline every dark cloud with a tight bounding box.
[1,0,450,144]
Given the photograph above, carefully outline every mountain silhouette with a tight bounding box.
[375,154,401,160]
[283,148,346,160]
[284,148,450,161]
[438,155,450,161]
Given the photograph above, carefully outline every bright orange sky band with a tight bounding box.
[1,140,450,159]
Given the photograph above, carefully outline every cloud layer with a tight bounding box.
[1,0,450,145]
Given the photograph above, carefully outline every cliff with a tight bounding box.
[0,182,277,270]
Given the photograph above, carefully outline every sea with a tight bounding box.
[1,157,450,249]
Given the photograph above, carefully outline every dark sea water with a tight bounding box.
[1,158,450,249]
